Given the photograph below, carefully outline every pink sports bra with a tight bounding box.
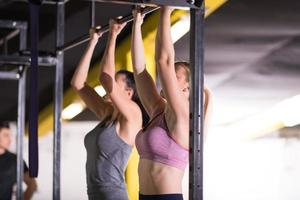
[135,112,188,170]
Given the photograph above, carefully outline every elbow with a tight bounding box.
[70,79,84,91]
[99,73,113,94]
[155,53,174,68]
[28,179,38,192]
[32,180,38,192]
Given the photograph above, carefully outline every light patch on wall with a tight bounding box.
[171,14,190,43]
[276,94,300,127]
[94,85,106,97]
[62,102,84,120]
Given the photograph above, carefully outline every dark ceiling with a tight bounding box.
[0,0,300,123]
[176,0,300,124]
[0,1,133,121]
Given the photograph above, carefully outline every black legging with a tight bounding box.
[139,193,184,200]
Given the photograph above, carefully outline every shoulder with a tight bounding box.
[5,151,17,159]
[0,151,17,166]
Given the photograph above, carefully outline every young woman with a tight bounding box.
[132,7,212,200]
[71,19,147,200]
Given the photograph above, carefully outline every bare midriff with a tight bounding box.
[138,158,185,194]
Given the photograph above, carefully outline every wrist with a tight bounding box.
[109,32,118,39]
[136,22,143,27]
[161,8,173,16]
[88,40,98,46]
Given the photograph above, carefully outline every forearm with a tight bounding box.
[155,8,175,64]
[71,41,97,90]
[24,189,34,200]
[23,182,37,200]
[99,33,117,92]
[131,21,146,75]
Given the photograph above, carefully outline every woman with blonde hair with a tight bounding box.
[131,7,212,200]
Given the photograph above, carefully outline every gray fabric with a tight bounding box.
[84,122,132,200]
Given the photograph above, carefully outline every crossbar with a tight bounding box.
[86,0,201,8]
[0,71,19,80]
[0,55,57,66]
[58,6,159,52]
[0,20,27,29]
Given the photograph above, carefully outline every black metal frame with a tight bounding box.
[55,1,205,199]
[0,19,27,200]
[53,2,65,199]
[0,68,27,200]
[189,1,205,199]
[1,0,204,199]
[86,0,200,8]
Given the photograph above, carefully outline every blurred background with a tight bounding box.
[1,0,300,199]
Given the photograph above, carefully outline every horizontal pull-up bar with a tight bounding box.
[85,0,200,8]
[0,20,28,29]
[0,55,57,66]
[0,71,20,80]
[58,6,159,52]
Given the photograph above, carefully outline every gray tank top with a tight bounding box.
[84,121,132,199]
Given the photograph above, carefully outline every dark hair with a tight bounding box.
[116,70,149,127]
[0,121,10,130]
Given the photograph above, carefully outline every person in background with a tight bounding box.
[0,121,37,200]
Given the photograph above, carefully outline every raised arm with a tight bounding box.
[131,9,165,118]
[71,28,113,120]
[155,7,189,118]
[99,19,141,122]
[204,86,213,141]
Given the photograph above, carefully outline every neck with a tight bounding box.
[0,148,5,155]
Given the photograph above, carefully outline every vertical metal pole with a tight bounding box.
[53,2,64,200]
[189,1,205,200]
[3,37,8,55]
[16,66,26,200]
[20,24,27,51]
[90,0,95,27]
[16,19,28,200]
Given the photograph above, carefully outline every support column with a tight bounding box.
[189,1,205,200]
[53,1,65,200]
[90,0,96,27]
[16,66,27,200]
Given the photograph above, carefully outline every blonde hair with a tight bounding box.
[175,61,190,83]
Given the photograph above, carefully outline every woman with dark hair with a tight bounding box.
[71,19,147,200]
[132,7,212,200]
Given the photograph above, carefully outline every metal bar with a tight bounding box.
[58,6,159,52]
[19,25,27,51]
[16,16,27,198]
[11,0,69,5]
[90,0,96,27]
[0,55,57,66]
[189,1,205,200]
[16,66,26,200]
[0,29,20,46]
[0,71,19,80]
[87,0,199,8]
[0,20,27,29]
[53,2,65,199]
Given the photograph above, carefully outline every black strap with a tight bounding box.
[29,2,40,178]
